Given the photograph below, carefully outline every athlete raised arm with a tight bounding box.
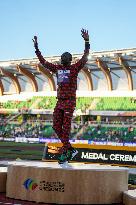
[73,28,90,72]
[32,35,58,73]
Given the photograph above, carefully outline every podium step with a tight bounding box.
[123,189,136,205]
[6,161,128,204]
[0,167,7,192]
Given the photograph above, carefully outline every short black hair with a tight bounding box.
[61,52,72,62]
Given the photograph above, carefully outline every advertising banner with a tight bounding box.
[43,143,136,167]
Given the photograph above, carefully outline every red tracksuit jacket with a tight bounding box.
[35,43,90,99]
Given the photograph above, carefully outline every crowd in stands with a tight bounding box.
[0,117,136,143]
[0,120,56,139]
[77,124,136,143]
[0,95,136,146]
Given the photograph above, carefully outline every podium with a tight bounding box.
[0,167,7,192]
[6,161,128,204]
[123,190,136,205]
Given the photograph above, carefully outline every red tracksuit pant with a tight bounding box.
[53,98,76,152]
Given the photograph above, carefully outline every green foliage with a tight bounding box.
[0,96,136,111]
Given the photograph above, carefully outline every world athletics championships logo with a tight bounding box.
[23,178,38,191]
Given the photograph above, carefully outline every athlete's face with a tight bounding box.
[61,52,72,66]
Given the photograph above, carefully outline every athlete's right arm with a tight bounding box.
[32,36,58,73]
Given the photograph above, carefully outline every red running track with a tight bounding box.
[0,193,50,205]
[0,193,124,205]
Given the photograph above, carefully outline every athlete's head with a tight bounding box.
[61,52,72,66]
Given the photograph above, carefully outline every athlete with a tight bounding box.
[33,29,90,164]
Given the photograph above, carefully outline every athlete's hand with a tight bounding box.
[81,29,89,41]
[32,36,38,49]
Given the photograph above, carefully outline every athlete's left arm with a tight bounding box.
[72,29,90,72]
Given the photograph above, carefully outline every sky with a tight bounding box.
[0,0,136,61]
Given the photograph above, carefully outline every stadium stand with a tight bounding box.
[0,48,136,145]
[0,117,136,143]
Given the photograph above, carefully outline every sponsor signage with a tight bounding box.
[43,143,136,167]
[23,178,65,192]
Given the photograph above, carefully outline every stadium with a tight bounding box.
[0,47,136,146]
[0,47,136,204]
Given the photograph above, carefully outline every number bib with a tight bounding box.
[57,70,70,84]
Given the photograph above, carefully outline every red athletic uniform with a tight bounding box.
[35,42,90,152]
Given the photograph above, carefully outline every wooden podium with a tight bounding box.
[0,167,7,192]
[6,161,128,204]
[123,190,136,205]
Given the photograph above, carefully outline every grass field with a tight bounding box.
[0,141,44,160]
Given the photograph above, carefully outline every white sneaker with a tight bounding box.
[59,161,69,167]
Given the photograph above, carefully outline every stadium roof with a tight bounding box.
[0,47,136,95]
